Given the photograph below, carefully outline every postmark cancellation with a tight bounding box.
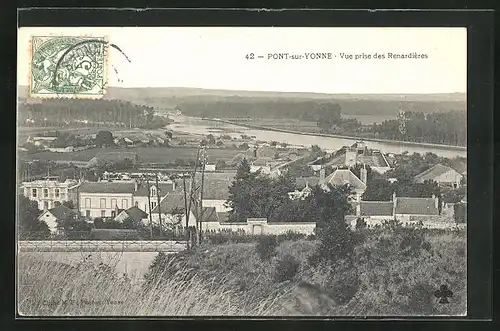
[29,36,109,99]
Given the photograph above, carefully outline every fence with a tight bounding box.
[18,240,187,252]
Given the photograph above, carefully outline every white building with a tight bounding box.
[22,179,80,211]
[77,180,176,219]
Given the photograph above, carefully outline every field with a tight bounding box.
[19,146,244,164]
[18,227,466,316]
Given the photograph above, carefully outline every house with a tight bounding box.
[204,164,217,172]
[38,204,77,233]
[22,179,80,211]
[78,179,175,219]
[321,167,367,202]
[114,206,148,223]
[288,183,313,200]
[149,192,197,228]
[449,159,467,177]
[414,163,463,188]
[193,172,236,213]
[295,177,320,190]
[348,192,443,228]
[323,142,391,174]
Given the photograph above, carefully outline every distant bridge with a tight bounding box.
[18,240,187,253]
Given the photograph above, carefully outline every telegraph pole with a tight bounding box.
[155,172,162,238]
[198,145,207,244]
[182,175,189,249]
[146,178,153,239]
[187,146,201,247]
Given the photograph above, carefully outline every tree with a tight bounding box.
[226,158,258,222]
[362,178,394,201]
[316,103,342,132]
[206,134,216,145]
[165,130,173,139]
[94,217,104,229]
[18,195,50,239]
[95,130,114,147]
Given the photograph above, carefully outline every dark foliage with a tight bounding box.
[255,235,278,261]
[274,254,300,282]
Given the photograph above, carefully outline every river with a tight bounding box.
[167,116,467,159]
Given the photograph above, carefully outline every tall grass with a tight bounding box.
[18,228,466,316]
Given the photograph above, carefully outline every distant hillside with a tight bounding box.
[17,86,466,117]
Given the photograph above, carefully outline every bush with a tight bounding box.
[324,266,361,305]
[355,218,367,230]
[274,254,300,282]
[255,235,278,260]
[314,220,355,264]
[405,282,435,315]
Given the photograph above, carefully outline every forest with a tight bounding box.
[17,99,167,129]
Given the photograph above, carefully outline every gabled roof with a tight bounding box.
[395,197,438,215]
[360,201,394,216]
[324,169,366,191]
[151,192,187,214]
[449,160,467,175]
[193,207,219,222]
[45,205,76,220]
[79,182,136,194]
[414,164,460,182]
[134,181,175,197]
[122,206,148,221]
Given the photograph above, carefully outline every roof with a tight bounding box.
[395,197,439,215]
[79,182,136,194]
[134,181,175,197]
[230,153,252,166]
[194,207,219,222]
[414,164,460,183]
[194,172,235,200]
[449,160,467,175]
[123,206,148,221]
[217,212,230,222]
[324,169,366,191]
[295,177,320,189]
[151,192,187,214]
[360,201,394,216]
[45,205,76,220]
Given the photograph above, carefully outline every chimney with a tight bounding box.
[319,168,326,184]
[356,202,361,216]
[134,180,138,192]
[360,164,368,185]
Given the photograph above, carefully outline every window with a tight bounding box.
[43,188,49,198]
[100,198,106,209]
[135,201,139,207]
[101,210,106,217]
[122,199,128,209]
[43,201,49,210]
[151,186,157,197]
[111,199,117,208]
[85,210,90,217]
[31,188,37,197]
[151,201,157,210]
[111,210,116,218]
[85,198,91,208]
[55,188,60,198]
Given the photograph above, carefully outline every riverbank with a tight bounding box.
[204,118,467,152]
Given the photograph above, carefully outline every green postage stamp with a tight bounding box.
[29,36,108,98]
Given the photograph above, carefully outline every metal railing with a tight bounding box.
[18,240,187,252]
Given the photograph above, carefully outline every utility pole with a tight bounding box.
[146,178,153,239]
[187,146,201,247]
[155,172,162,238]
[198,145,207,244]
[182,175,189,249]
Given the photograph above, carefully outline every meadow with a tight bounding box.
[17,226,466,316]
[19,146,244,164]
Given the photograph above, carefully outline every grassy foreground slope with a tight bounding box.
[18,227,466,316]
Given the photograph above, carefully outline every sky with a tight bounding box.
[18,27,467,94]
